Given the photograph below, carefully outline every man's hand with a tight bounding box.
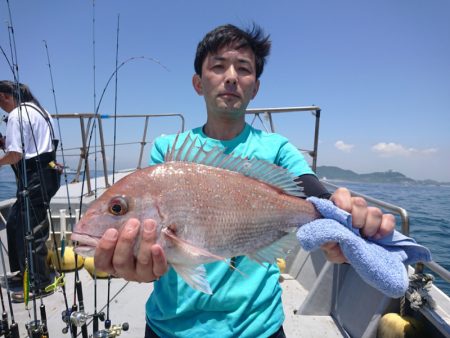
[94,218,168,282]
[320,187,396,264]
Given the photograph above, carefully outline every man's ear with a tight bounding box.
[251,79,260,99]
[192,74,203,95]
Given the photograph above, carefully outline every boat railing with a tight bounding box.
[245,106,322,170]
[51,112,185,195]
[322,180,450,286]
[52,107,320,196]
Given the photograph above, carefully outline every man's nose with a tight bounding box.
[224,66,238,85]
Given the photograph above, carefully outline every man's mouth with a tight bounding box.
[219,92,240,99]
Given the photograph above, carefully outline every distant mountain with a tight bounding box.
[316,166,449,186]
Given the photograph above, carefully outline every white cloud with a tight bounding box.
[371,142,438,157]
[334,140,354,153]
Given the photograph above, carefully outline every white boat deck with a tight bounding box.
[281,275,343,337]
[1,260,344,337]
[1,268,150,337]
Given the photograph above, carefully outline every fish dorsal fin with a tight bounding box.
[165,133,305,198]
[248,232,298,265]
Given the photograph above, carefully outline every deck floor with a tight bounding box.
[281,275,344,338]
[1,259,344,337]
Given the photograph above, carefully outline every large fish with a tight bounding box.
[71,135,321,294]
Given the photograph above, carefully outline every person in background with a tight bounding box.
[94,24,395,337]
[0,80,60,303]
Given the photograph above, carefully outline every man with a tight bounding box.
[0,80,60,303]
[95,24,395,337]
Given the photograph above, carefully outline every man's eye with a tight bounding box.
[239,67,251,73]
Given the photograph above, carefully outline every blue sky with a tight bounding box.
[1,1,449,182]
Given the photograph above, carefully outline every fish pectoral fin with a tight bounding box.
[163,228,226,262]
[249,232,298,265]
[171,263,213,295]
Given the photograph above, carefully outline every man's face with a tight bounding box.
[193,45,260,119]
[0,93,14,113]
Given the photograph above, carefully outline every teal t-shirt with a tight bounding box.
[146,123,314,338]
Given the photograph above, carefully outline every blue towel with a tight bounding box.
[296,197,432,298]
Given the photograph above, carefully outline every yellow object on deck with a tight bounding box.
[377,313,426,338]
[83,257,110,279]
[50,246,84,272]
[276,258,286,274]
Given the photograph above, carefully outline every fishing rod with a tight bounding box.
[66,2,96,337]
[65,3,169,336]
[0,210,18,338]
[0,283,7,336]
[4,1,41,334]
[3,2,68,336]
[102,13,121,337]
[42,40,81,338]
[0,237,20,338]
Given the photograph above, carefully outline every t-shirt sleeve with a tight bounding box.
[5,113,24,154]
[149,137,168,165]
[277,142,315,177]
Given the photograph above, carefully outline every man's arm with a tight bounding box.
[297,174,331,199]
[0,151,22,166]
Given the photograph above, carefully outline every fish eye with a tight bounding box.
[109,196,128,216]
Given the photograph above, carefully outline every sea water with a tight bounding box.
[1,167,449,296]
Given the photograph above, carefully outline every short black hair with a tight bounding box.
[194,24,271,79]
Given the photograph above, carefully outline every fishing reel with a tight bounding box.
[61,309,129,337]
[61,308,90,334]
[25,320,49,338]
[93,323,129,338]
[0,321,19,338]
[69,310,91,327]
[61,308,94,332]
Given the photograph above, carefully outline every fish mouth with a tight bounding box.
[71,232,100,257]
[73,245,96,257]
[70,232,100,248]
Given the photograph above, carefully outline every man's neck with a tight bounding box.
[203,118,246,141]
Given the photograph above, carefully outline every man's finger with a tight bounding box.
[360,207,382,237]
[112,218,140,279]
[330,188,352,211]
[349,197,368,229]
[373,213,396,240]
[135,220,159,282]
[94,228,119,275]
[321,242,347,264]
[151,245,168,278]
